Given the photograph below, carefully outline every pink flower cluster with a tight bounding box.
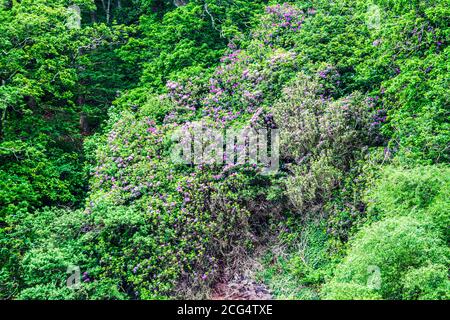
[265,3,305,32]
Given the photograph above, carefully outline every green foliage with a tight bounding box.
[258,220,336,300]
[0,0,134,299]
[273,74,374,214]
[119,0,267,91]
[401,264,450,300]
[355,0,450,164]
[264,0,450,300]
[321,282,382,300]
[0,0,130,216]
[79,101,274,298]
[322,216,449,300]
[1,206,129,300]
[1,207,85,299]
[366,165,450,240]
[1,0,448,301]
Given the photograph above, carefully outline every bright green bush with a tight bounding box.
[1,207,86,299]
[17,284,76,300]
[321,283,382,300]
[322,216,449,300]
[401,264,449,300]
[366,165,450,240]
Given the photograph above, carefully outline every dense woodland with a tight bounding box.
[0,0,449,299]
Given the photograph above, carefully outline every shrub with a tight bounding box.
[366,165,450,240]
[322,216,449,300]
[272,74,373,214]
[17,284,76,300]
[401,264,449,300]
[321,282,382,300]
[1,207,93,300]
[83,100,273,298]
[285,154,342,213]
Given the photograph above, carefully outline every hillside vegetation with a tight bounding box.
[0,0,448,300]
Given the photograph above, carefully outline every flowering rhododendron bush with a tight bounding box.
[1,0,448,300]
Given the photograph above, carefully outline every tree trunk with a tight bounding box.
[78,96,89,135]
[90,11,97,23]
[80,113,89,135]
[106,0,111,24]
[101,0,111,24]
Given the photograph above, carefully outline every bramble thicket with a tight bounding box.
[0,0,448,299]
